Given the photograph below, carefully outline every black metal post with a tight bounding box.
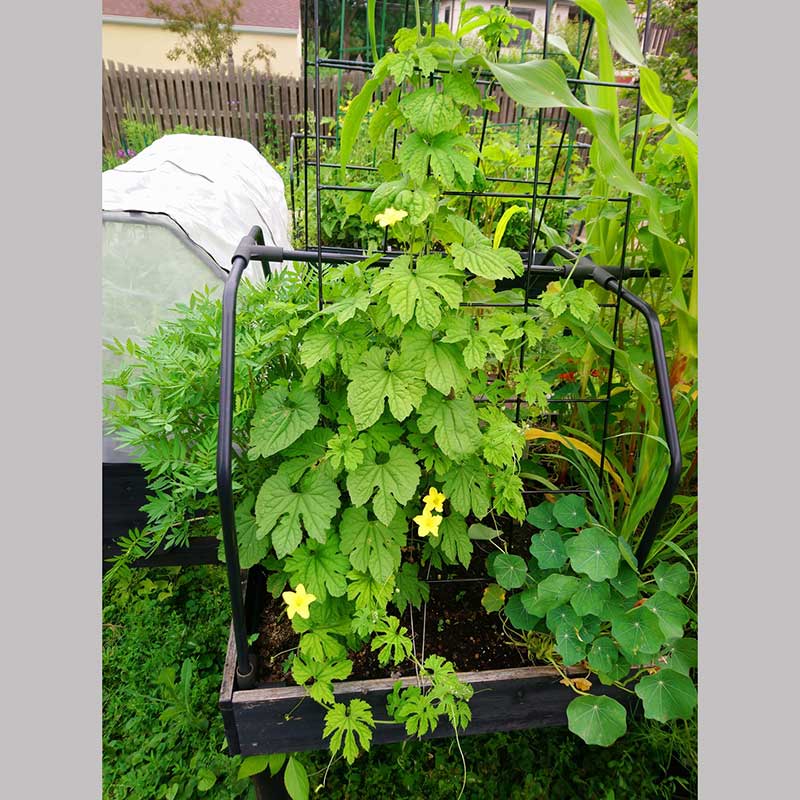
[590,265,682,566]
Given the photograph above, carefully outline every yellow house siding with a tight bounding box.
[102,20,301,76]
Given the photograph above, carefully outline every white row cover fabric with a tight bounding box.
[102,133,290,273]
[102,134,291,462]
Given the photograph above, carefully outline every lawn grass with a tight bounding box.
[103,565,696,799]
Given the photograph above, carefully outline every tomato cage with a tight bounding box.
[216,0,683,784]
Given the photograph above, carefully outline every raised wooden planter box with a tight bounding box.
[219,567,637,757]
[103,462,220,571]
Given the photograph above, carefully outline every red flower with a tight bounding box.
[557,371,577,382]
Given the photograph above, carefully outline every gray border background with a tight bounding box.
[2,1,101,795]
[3,1,800,796]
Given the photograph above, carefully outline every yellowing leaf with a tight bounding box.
[524,428,627,499]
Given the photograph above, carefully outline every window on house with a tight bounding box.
[510,7,536,48]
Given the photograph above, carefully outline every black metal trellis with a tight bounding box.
[218,0,679,688]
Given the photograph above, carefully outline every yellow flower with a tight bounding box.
[374,207,408,228]
[282,583,317,620]
[413,508,443,538]
[422,487,447,513]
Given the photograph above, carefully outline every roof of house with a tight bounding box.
[102,0,299,30]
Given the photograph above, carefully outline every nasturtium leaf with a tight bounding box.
[248,385,320,459]
[347,346,426,430]
[526,502,556,529]
[567,695,628,746]
[256,471,340,559]
[494,553,528,589]
[577,615,601,646]
[664,637,698,677]
[611,606,664,657]
[553,494,588,528]
[443,457,492,518]
[610,562,639,598]
[653,562,690,597]
[339,507,407,584]
[525,574,581,616]
[546,604,580,632]
[482,583,506,613]
[570,577,611,618]
[417,392,482,461]
[588,637,620,675]
[372,255,463,330]
[284,535,350,601]
[504,592,540,631]
[346,444,421,525]
[635,669,697,723]
[400,327,469,396]
[553,624,587,665]
[566,527,620,582]
[399,86,462,136]
[529,530,567,569]
[438,513,473,569]
[643,591,689,641]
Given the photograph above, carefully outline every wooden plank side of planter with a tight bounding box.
[227,657,634,756]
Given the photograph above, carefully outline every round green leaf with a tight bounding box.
[653,562,690,597]
[570,577,611,618]
[567,695,628,746]
[494,553,528,589]
[546,604,580,633]
[553,625,586,665]
[481,583,506,613]
[523,574,580,616]
[611,606,664,656]
[643,591,689,640]
[566,527,620,582]
[529,530,567,569]
[526,502,556,529]
[664,637,698,676]
[504,592,539,631]
[610,562,639,598]
[635,668,697,722]
[553,494,588,528]
[588,637,620,675]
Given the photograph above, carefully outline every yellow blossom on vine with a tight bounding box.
[422,487,447,513]
[374,207,408,228]
[282,583,317,620]
[413,507,443,538]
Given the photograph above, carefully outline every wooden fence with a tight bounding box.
[102,60,573,160]
[102,25,676,163]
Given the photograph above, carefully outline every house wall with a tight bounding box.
[438,1,573,32]
[102,19,301,76]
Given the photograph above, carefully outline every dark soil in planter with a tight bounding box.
[253,565,531,687]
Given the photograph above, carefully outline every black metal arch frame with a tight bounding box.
[217,0,680,688]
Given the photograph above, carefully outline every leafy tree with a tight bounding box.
[148,0,240,67]
[147,0,275,71]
